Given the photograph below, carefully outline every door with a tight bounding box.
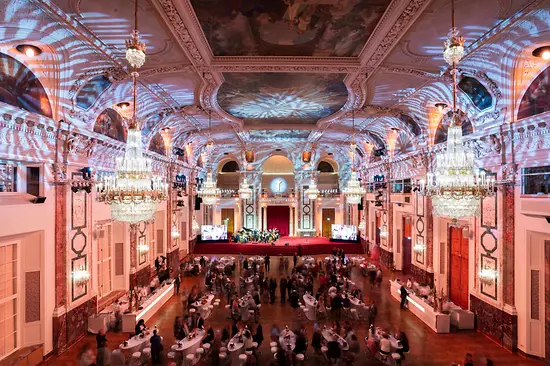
[322,208,336,238]
[449,227,469,309]
[402,216,412,275]
[221,208,235,237]
[376,213,381,246]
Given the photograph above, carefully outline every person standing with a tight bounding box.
[264,255,271,272]
[280,277,287,304]
[368,301,377,328]
[400,284,408,309]
[150,329,163,365]
[174,273,181,295]
[293,253,298,268]
[269,278,277,304]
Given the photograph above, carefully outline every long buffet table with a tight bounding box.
[122,282,174,333]
[389,280,450,333]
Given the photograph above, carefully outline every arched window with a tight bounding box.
[317,161,334,173]
[434,110,473,145]
[518,65,550,120]
[75,75,112,110]
[0,53,52,117]
[221,160,239,172]
[93,108,127,142]
[458,76,492,111]
[148,133,166,156]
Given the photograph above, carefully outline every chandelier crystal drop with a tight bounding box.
[306,179,320,200]
[343,170,365,205]
[443,27,465,66]
[238,177,253,200]
[198,172,220,206]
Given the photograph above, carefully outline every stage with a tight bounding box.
[193,236,364,256]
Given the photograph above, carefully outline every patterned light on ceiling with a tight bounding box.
[343,109,365,205]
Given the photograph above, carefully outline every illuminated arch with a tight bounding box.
[75,75,112,110]
[0,52,52,117]
[93,108,127,142]
[517,65,550,120]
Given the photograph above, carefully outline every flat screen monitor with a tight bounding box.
[201,225,227,241]
[331,224,357,241]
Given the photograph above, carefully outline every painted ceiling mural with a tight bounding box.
[248,129,311,141]
[75,75,112,110]
[93,108,127,142]
[148,133,166,156]
[458,76,492,111]
[190,0,391,57]
[0,53,52,117]
[517,65,550,120]
[217,72,348,125]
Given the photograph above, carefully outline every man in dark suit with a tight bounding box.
[195,313,205,329]
[264,255,271,272]
[150,329,163,365]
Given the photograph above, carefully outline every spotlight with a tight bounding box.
[80,167,93,180]
[116,102,131,110]
[16,44,42,57]
[435,103,448,112]
[532,46,550,61]
[390,128,399,134]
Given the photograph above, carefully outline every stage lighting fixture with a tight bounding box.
[533,46,550,61]
[435,103,448,112]
[71,186,79,193]
[80,167,93,180]
[16,44,42,57]
[116,101,131,110]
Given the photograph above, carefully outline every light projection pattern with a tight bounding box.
[217,73,348,125]
[93,108,127,142]
[75,75,112,110]
[518,65,550,120]
[148,133,166,156]
[248,130,311,141]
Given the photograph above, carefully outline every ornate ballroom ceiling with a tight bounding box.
[1,0,548,173]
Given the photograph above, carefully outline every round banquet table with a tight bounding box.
[322,329,349,351]
[119,332,163,356]
[173,329,206,356]
[373,330,402,352]
[279,329,296,352]
[248,255,264,263]
[302,294,317,321]
[227,333,245,365]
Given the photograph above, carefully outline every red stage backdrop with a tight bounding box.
[267,205,290,237]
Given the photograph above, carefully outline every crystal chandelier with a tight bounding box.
[71,265,90,287]
[442,0,465,66]
[306,179,320,200]
[238,176,253,200]
[379,223,388,239]
[418,0,495,221]
[97,0,167,224]
[171,223,180,240]
[343,109,365,204]
[198,171,220,206]
[125,1,146,68]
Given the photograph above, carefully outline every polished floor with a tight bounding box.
[43,255,544,366]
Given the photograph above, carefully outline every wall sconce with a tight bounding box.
[71,265,90,287]
[533,45,550,61]
[302,151,312,163]
[413,237,425,253]
[479,268,497,285]
[245,151,255,163]
[379,224,388,239]
[137,243,150,254]
[171,223,180,240]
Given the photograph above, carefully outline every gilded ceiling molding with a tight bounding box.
[378,66,441,80]
[205,65,365,73]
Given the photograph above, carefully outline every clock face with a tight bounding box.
[270,177,288,194]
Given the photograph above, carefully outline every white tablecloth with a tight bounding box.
[279,329,296,351]
[227,333,245,365]
[173,329,206,356]
[119,332,162,355]
[373,330,402,351]
[322,329,349,351]
[303,294,317,320]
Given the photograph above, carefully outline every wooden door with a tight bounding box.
[322,208,336,238]
[402,216,412,275]
[449,227,469,309]
[221,208,235,237]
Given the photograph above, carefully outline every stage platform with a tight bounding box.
[193,236,364,256]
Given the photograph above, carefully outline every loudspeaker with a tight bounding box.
[30,196,46,204]
[194,196,202,210]
[358,198,364,211]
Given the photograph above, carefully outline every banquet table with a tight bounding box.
[321,329,349,351]
[173,329,206,356]
[194,256,209,263]
[227,332,245,365]
[119,331,163,355]
[373,329,402,352]
[248,255,264,263]
[238,295,253,321]
[302,294,317,320]
[279,329,296,351]
[324,255,339,263]
[192,294,215,318]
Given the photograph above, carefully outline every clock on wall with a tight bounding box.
[270,177,288,194]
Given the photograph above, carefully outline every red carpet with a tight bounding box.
[193,236,364,256]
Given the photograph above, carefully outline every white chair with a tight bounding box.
[196,347,205,359]
[167,352,176,360]
[220,346,227,353]
[219,352,227,359]
[186,353,196,366]
[296,353,305,365]
[350,308,358,319]
[203,342,212,352]
[252,342,258,349]
[271,346,278,354]
[171,344,178,351]
[239,353,248,365]
[129,352,141,366]
[269,342,277,348]
[245,350,253,356]
[141,347,151,363]
[111,349,126,366]
[321,346,328,354]
[225,304,230,309]
[208,304,214,310]
[189,308,196,313]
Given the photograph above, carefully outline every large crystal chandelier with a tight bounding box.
[306,178,320,200]
[96,0,167,224]
[198,171,220,205]
[343,109,365,204]
[419,0,495,221]
[238,176,252,200]
[125,1,146,68]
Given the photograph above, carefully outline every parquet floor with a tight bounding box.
[42,255,544,366]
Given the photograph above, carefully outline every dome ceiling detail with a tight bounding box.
[217,72,349,125]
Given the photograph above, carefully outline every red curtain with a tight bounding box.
[267,206,290,237]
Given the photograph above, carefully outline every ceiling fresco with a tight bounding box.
[190,0,391,57]
[248,129,311,141]
[217,72,348,125]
